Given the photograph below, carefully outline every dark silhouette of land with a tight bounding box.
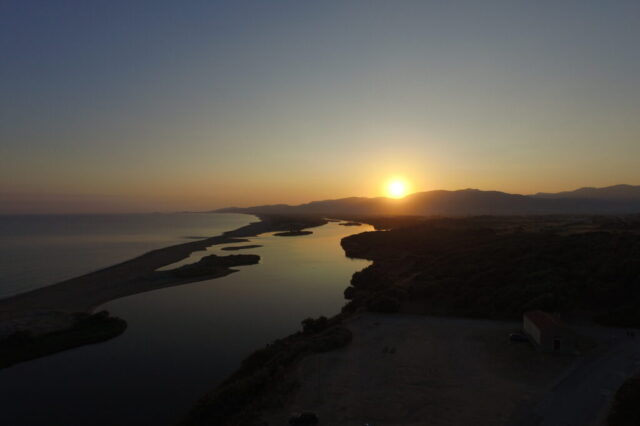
[0,215,325,319]
[274,230,313,236]
[220,244,263,251]
[3,185,640,424]
[608,372,640,426]
[533,184,640,200]
[168,254,260,279]
[216,184,640,216]
[340,215,640,326]
[0,215,326,368]
[183,213,640,426]
[0,311,126,369]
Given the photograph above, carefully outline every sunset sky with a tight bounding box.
[2,1,639,213]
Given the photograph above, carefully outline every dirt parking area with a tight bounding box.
[260,314,574,426]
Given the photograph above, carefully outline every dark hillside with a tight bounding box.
[340,217,640,325]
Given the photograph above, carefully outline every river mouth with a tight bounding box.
[0,221,372,426]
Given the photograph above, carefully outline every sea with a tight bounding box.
[0,213,372,426]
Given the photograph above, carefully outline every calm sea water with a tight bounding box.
[0,214,372,426]
[0,213,253,297]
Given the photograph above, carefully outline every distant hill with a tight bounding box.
[533,184,640,201]
[216,185,640,216]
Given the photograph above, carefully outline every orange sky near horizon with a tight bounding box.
[2,1,639,214]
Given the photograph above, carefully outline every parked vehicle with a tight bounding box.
[509,332,529,342]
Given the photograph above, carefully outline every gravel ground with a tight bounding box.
[260,314,574,426]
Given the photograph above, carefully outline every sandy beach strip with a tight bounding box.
[0,215,326,320]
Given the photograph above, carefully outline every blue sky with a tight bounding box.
[1,0,639,212]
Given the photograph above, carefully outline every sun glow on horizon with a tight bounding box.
[386,178,410,199]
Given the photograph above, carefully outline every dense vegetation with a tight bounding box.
[183,214,640,424]
[221,245,263,251]
[607,373,640,426]
[182,316,351,426]
[341,216,640,325]
[169,254,260,278]
[0,311,126,369]
[273,230,313,237]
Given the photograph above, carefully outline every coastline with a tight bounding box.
[0,214,327,367]
[6,214,636,424]
[180,215,640,426]
[0,214,326,318]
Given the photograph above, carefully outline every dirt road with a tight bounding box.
[261,314,572,426]
[508,327,640,426]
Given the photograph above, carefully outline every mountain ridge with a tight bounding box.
[532,184,640,200]
[215,184,640,216]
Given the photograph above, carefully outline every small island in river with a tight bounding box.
[274,230,313,237]
[0,214,326,368]
[221,244,263,251]
[168,254,260,279]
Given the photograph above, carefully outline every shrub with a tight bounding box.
[595,304,640,327]
[343,286,356,300]
[608,374,640,426]
[308,327,352,352]
[367,293,400,313]
[301,316,328,334]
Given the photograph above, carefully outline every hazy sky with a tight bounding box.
[2,0,639,213]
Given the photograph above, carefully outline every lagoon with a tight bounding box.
[0,217,371,426]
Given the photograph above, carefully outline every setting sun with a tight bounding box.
[387,179,410,198]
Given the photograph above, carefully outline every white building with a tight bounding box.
[523,310,577,353]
